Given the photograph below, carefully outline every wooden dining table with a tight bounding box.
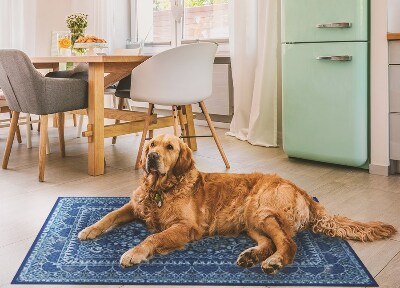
[30,55,198,176]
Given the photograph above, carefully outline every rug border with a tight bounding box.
[11,196,379,287]
[11,196,63,285]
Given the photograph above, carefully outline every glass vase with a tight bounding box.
[70,28,86,55]
[57,32,72,56]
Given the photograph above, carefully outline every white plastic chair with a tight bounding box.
[130,43,230,169]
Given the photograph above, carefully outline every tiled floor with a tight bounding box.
[0,115,399,288]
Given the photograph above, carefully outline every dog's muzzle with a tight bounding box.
[146,152,160,172]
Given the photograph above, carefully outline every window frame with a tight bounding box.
[131,0,229,48]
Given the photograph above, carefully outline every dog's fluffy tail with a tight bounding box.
[309,202,396,242]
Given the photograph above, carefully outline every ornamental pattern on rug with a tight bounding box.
[13,197,377,286]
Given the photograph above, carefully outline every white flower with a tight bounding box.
[66,13,88,30]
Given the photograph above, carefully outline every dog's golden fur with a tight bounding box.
[79,134,397,274]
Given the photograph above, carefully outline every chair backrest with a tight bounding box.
[0,49,46,114]
[130,43,217,106]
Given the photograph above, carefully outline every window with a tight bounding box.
[134,0,229,54]
[183,0,229,41]
[151,0,172,44]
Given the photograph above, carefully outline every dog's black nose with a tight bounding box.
[148,152,160,161]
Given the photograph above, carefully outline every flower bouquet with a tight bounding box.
[66,13,88,54]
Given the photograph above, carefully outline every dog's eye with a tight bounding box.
[150,142,155,147]
[166,144,173,150]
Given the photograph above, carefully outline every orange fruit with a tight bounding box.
[58,38,71,49]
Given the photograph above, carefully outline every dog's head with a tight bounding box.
[140,134,194,177]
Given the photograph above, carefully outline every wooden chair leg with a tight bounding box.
[9,111,22,143]
[177,106,188,145]
[38,115,50,154]
[72,114,77,127]
[182,105,197,151]
[2,111,20,169]
[57,112,66,157]
[39,115,48,182]
[112,97,125,144]
[15,125,22,144]
[172,105,179,136]
[53,113,58,128]
[199,101,230,169]
[135,104,154,170]
[148,130,154,139]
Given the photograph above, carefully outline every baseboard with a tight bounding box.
[369,163,390,176]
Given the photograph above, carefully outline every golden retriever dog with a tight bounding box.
[78,134,396,274]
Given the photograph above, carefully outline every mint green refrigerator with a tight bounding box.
[282,0,369,167]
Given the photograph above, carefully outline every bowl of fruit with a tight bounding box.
[74,36,108,56]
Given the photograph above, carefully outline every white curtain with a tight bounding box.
[0,0,37,56]
[227,0,280,147]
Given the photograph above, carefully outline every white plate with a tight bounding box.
[73,43,108,48]
[73,43,108,55]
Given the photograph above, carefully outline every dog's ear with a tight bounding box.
[173,141,194,177]
[139,142,150,172]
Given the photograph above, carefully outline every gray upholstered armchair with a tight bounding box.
[0,49,88,182]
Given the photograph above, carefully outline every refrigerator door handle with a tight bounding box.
[316,56,352,61]
[316,22,352,28]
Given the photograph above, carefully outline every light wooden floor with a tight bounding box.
[0,116,399,288]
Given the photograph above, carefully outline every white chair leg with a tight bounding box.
[125,99,132,111]
[26,113,32,149]
[77,115,84,138]
[46,132,51,155]
[112,95,117,108]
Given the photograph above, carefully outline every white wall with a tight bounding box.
[388,0,400,32]
[35,0,72,56]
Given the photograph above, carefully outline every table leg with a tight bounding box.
[52,64,60,128]
[182,104,197,151]
[88,63,105,176]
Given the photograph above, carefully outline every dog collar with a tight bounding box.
[153,191,163,208]
[150,175,183,208]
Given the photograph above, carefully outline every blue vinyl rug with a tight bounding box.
[13,197,377,286]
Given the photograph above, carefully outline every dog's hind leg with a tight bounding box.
[78,203,136,241]
[236,229,275,268]
[254,214,297,275]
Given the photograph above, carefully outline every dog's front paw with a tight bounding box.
[78,226,103,241]
[261,255,283,275]
[120,247,150,268]
[237,247,263,268]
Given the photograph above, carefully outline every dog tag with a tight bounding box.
[153,191,163,208]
